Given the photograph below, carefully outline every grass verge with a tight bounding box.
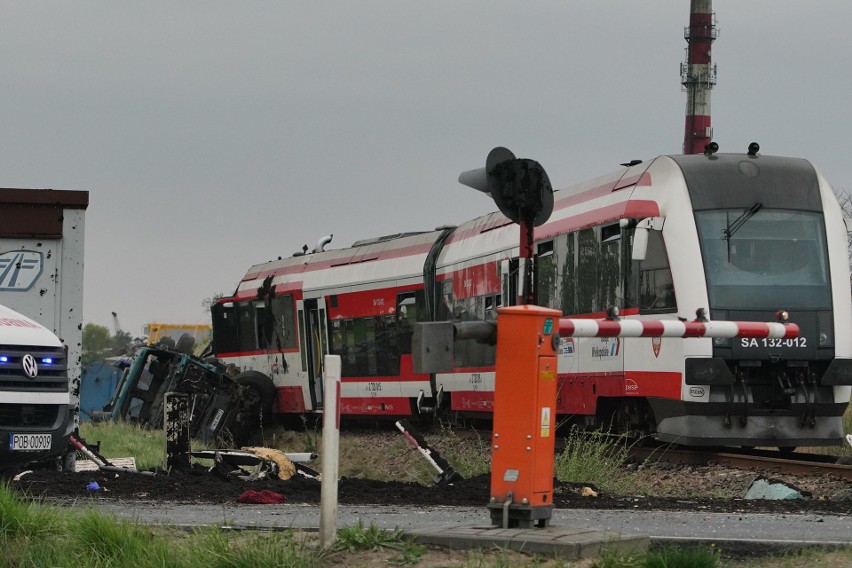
[0,482,324,568]
[554,426,636,494]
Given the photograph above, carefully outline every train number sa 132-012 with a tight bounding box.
[740,337,807,348]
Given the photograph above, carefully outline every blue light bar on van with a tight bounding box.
[0,356,7,363]
[41,358,53,365]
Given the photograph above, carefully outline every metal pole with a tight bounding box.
[519,217,535,305]
[319,355,342,550]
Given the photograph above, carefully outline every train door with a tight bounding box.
[297,298,328,410]
[500,258,519,307]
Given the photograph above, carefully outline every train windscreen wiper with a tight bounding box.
[723,202,762,240]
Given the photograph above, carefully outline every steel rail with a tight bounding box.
[631,445,852,481]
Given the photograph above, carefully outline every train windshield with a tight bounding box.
[695,208,831,310]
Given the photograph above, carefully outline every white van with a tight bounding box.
[0,303,72,473]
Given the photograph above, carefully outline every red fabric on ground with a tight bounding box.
[238,490,287,504]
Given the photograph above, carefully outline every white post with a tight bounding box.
[319,355,341,550]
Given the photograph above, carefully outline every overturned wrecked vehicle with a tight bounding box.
[102,339,273,445]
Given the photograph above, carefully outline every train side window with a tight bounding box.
[319,307,328,362]
[376,314,399,376]
[559,232,577,315]
[536,240,557,309]
[443,278,499,370]
[330,319,357,376]
[599,223,622,311]
[639,231,676,313]
[503,259,519,306]
[396,290,425,355]
[298,309,308,371]
[558,224,629,316]
[576,228,598,313]
[255,301,273,349]
[438,279,453,321]
[622,226,638,309]
[484,294,500,320]
[270,294,298,350]
[453,294,496,368]
[330,314,402,377]
[211,302,240,354]
[237,302,258,351]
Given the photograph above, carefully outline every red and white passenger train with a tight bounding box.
[211,149,852,447]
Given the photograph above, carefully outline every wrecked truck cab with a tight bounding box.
[106,346,263,445]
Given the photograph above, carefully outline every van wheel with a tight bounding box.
[235,371,275,425]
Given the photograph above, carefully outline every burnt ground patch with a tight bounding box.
[12,466,852,516]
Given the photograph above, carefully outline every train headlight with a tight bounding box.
[818,311,834,348]
[713,336,730,348]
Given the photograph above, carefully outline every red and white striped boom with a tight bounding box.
[559,318,798,339]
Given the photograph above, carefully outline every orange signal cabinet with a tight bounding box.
[488,304,561,528]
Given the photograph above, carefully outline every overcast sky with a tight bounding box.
[2,2,851,337]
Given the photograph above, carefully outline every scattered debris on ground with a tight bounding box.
[395,419,462,485]
[189,448,320,481]
[12,462,852,516]
[744,476,810,500]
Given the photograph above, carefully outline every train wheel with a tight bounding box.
[236,371,275,426]
[777,446,797,453]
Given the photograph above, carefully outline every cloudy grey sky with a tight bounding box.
[2,2,850,337]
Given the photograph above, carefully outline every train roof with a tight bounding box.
[233,229,446,299]
[350,231,430,247]
[443,151,819,248]
[231,151,822,299]
[669,153,821,211]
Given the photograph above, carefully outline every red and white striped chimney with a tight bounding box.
[681,0,717,154]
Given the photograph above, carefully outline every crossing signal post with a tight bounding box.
[459,147,553,305]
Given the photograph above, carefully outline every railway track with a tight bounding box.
[405,420,852,482]
[631,445,852,481]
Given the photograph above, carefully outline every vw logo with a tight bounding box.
[22,354,38,379]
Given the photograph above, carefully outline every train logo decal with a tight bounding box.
[591,337,620,359]
[0,251,43,292]
[652,337,662,358]
[689,387,706,398]
[625,378,639,395]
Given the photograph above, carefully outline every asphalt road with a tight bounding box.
[57,500,852,546]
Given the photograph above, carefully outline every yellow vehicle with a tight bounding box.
[142,323,211,348]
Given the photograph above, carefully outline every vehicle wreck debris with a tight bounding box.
[103,342,265,446]
[190,448,320,481]
[396,419,462,485]
[744,476,810,500]
[68,434,155,476]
